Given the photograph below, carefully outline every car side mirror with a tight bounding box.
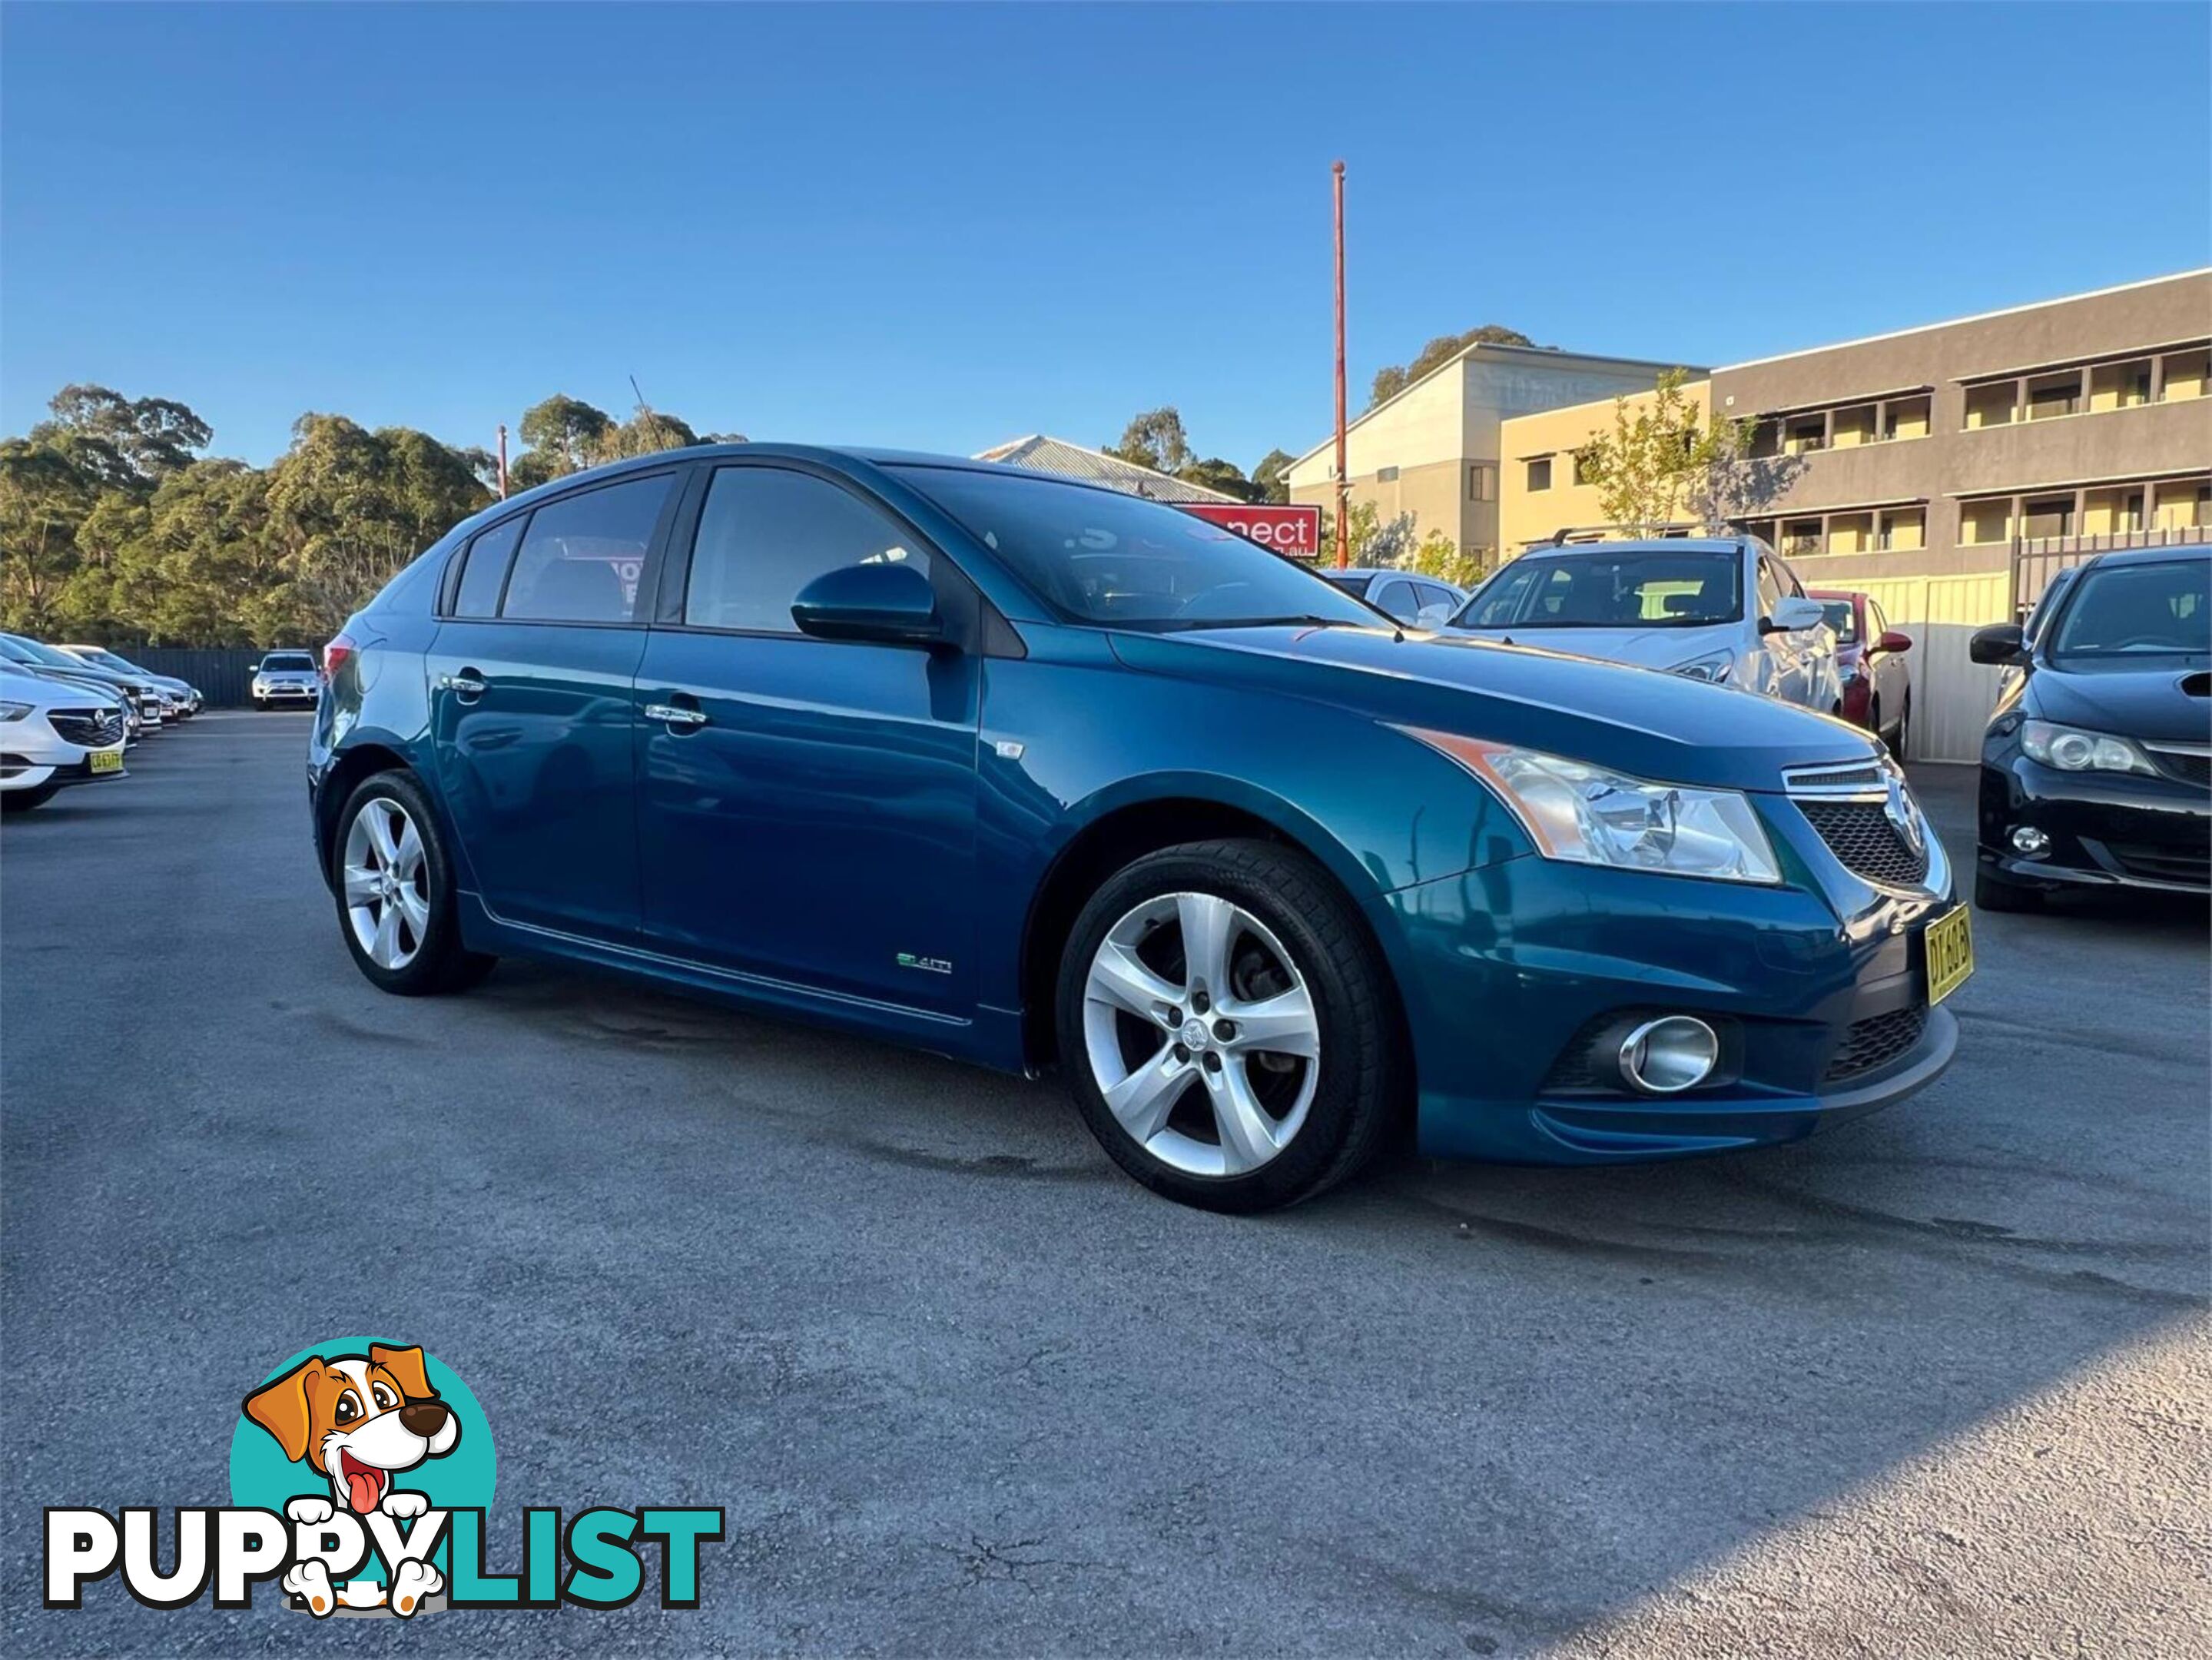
[1968,622,2028,666]
[791,560,943,645]
[1761,596,1827,635]
[1875,629,1912,655]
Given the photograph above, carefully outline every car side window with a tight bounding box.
[1465,563,1540,627]
[1371,578,1416,621]
[500,475,672,623]
[1417,582,1457,611]
[453,516,525,618]
[685,466,928,634]
[1756,558,1786,618]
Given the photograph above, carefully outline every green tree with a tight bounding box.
[1251,447,1295,505]
[0,437,101,632]
[1405,528,1484,589]
[1106,407,1193,476]
[510,393,617,489]
[1570,368,1756,536]
[31,383,212,487]
[1177,456,1259,502]
[1368,324,1540,410]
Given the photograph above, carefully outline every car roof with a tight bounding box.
[2076,543,2212,572]
[1325,567,1451,581]
[1513,536,1747,560]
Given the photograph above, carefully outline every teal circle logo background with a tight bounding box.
[228,1337,495,1580]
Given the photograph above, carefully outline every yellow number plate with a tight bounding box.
[88,749,123,775]
[1925,907,1973,1005]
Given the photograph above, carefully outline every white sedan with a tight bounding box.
[1444,535,1843,714]
[0,666,129,812]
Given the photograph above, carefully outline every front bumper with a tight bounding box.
[1978,754,2210,893]
[257,682,319,702]
[1371,844,1962,1165]
[0,751,127,792]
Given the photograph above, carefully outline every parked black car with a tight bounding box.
[1969,545,2210,910]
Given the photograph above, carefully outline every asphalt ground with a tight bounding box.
[3,712,2205,1657]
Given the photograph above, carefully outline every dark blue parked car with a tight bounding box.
[309,446,1967,1211]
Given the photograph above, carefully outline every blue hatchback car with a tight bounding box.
[309,446,1967,1211]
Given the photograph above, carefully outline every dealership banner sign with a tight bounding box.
[1177,502,1323,560]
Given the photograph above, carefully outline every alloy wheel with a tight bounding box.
[1081,891,1321,1177]
[342,795,431,970]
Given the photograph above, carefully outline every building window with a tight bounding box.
[1781,518,1822,556]
[1963,382,2017,429]
[2025,372,2081,421]
[2021,496,2075,540]
[1467,463,1495,502]
[1830,405,1877,448]
[1826,512,1875,554]
[1883,395,1932,440]
[1879,507,1926,551]
[1572,450,1600,486]
[1960,499,2013,544]
[1783,414,1827,455]
[1375,465,1399,482]
[1526,456,1553,492]
[2161,347,2210,400]
[2089,358,2155,412]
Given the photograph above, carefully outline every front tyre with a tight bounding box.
[331,769,496,994]
[1056,838,1399,1213]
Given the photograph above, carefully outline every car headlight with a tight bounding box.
[1669,650,1733,684]
[2020,719,2155,775]
[1402,730,1783,883]
[0,701,32,722]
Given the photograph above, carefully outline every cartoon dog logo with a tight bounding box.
[242,1343,459,1616]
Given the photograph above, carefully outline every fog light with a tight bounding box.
[2011,825,2051,856]
[1617,1016,1720,1095]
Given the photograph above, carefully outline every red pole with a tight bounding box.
[496,423,509,499]
[1332,161,1348,568]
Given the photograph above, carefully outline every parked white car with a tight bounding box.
[55,645,201,717]
[0,666,129,812]
[250,650,322,709]
[1445,536,1843,713]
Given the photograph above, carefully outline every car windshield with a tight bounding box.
[1322,573,1375,599]
[893,467,1380,631]
[2049,559,2210,659]
[70,646,138,672]
[1817,600,1860,643]
[261,653,317,671]
[1454,548,1743,629]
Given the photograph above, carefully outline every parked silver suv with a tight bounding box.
[1444,536,1843,714]
[250,651,321,709]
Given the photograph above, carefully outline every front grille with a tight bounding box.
[1826,1006,1927,1083]
[1799,800,1930,888]
[2147,747,2210,788]
[2104,842,2211,888]
[49,709,126,749]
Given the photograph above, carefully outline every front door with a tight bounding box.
[426,470,681,940]
[635,462,981,1013]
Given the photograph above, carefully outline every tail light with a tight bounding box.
[322,632,357,685]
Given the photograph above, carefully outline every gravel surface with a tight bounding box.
[4,713,2204,1656]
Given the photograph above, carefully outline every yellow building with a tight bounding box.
[1497,380,1713,553]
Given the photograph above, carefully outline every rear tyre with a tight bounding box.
[1,783,59,813]
[1056,838,1400,1213]
[331,769,497,994]
[1974,865,2045,914]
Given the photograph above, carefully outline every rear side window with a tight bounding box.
[500,475,672,623]
[1371,578,1417,621]
[684,466,927,634]
[453,517,524,618]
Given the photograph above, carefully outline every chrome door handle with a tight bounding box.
[438,672,487,695]
[643,703,709,729]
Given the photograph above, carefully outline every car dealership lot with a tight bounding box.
[3,715,2204,1655]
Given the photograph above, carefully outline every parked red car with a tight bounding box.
[1810,589,1914,755]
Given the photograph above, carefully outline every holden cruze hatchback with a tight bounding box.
[309,446,1967,1212]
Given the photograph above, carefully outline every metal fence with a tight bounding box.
[126,648,271,709]
[2011,524,2210,617]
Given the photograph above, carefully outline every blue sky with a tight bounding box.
[5,2,2207,472]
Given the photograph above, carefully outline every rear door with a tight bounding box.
[424,468,684,941]
[633,460,983,1013]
